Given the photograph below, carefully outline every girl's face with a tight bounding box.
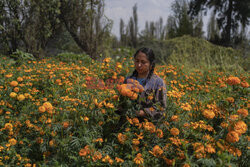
[134,52,151,76]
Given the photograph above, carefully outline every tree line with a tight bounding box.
[0,0,249,59]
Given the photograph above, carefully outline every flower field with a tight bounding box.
[0,53,249,167]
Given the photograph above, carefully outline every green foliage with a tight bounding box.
[140,35,245,72]
[55,52,92,65]
[7,50,36,66]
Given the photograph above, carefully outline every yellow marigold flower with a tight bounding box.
[170,127,180,136]
[205,144,215,153]
[227,76,241,85]
[237,108,248,117]
[134,153,144,165]
[5,74,13,78]
[43,102,53,111]
[234,121,247,135]
[0,145,4,151]
[132,138,140,145]
[24,163,32,167]
[4,123,13,130]
[117,133,127,144]
[226,131,239,143]
[105,102,114,108]
[10,92,17,98]
[10,81,18,87]
[202,109,215,119]
[181,102,192,111]
[38,106,46,113]
[17,94,25,101]
[8,138,17,146]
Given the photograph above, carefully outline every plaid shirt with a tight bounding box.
[124,74,167,120]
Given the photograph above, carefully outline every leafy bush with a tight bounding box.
[139,35,245,72]
[55,52,93,65]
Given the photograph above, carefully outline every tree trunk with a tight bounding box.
[225,0,233,46]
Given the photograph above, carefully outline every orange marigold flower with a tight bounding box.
[156,129,164,138]
[13,87,19,92]
[171,115,179,122]
[202,109,215,119]
[49,140,55,147]
[234,121,247,135]
[8,138,17,146]
[115,157,124,163]
[229,114,239,121]
[226,76,241,85]
[152,145,163,156]
[219,83,227,88]
[10,81,18,87]
[117,133,127,144]
[79,145,91,157]
[240,81,249,88]
[226,97,234,103]
[83,116,89,122]
[17,77,23,82]
[170,127,180,136]
[143,122,156,133]
[62,121,70,129]
[79,149,87,157]
[134,153,144,165]
[220,122,228,128]
[226,131,239,143]
[92,151,102,161]
[237,108,248,117]
[182,164,190,167]
[38,106,46,113]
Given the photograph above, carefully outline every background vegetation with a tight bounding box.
[0,0,249,166]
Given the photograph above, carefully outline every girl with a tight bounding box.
[117,47,167,121]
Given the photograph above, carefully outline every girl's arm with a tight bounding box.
[143,82,167,120]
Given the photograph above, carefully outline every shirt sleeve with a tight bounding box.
[143,80,167,120]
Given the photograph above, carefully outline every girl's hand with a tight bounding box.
[136,110,145,117]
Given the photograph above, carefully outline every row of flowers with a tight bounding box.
[0,54,249,166]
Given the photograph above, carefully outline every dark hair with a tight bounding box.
[130,47,155,86]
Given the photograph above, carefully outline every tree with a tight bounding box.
[0,0,60,56]
[60,0,112,59]
[166,0,194,39]
[189,0,250,46]
[207,12,221,44]
[127,4,138,48]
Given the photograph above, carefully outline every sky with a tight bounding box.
[104,0,175,37]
